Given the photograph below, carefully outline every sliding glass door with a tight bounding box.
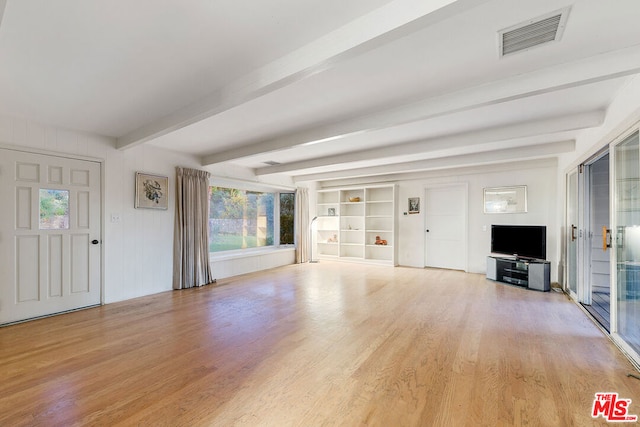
[613,130,640,361]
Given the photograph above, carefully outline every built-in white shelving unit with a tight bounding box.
[315,185,396,265]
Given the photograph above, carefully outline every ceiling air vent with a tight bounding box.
[499,7,570,57]
[263,161,281,166]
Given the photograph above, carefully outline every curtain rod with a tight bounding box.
[210,175,297,191]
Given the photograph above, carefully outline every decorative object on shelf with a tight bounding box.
[484,185,527,214]
[328,208,336,216]
[408,197,420,214]
[349,196,360,202]
[327,234,338,243]
[375,235,388,245]
[135,172,168,210]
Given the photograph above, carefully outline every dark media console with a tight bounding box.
[486,256,550,292]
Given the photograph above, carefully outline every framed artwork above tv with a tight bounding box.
[483,185,527,214]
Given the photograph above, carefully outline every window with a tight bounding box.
[280,192,295,245]
[39,189,69,230]
[209,186,295,253]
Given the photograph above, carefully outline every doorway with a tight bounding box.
[0,149,102,325]
[566,126,640,367]
[424,184,467,271]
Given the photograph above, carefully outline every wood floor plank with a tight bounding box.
[1,262,639,426]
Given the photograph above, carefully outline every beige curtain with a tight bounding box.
[295,187,310,263]
[173,167,214,289]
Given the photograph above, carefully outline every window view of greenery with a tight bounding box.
[209,187,275,252]
[280,193,295,245]
[39,189,70,230]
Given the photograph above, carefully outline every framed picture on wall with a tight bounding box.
[408,197,420,214]
[483,185,527,214]
[135,172,169,210]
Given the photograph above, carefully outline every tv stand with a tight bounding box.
[486,256,550,291]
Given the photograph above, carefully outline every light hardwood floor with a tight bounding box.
[1,262,639,426]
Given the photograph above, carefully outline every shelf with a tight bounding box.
[502,277,528,286]
[316,184,396,265]
[487,256,550,292]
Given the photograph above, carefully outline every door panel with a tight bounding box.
[589,155,611,299]
[613,130,640,356]
[567,170,579,296]
[425,185,467,271]
[0,149,101,324]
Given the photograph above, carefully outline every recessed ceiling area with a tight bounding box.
[0,0,639,184]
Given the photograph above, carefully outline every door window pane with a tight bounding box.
[39,189,69,230]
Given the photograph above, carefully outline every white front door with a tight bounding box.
[0,149,101,324]
[424,184,467,271]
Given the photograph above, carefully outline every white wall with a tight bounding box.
[318,158,559,280]
[0,114,303,301]
[395,160,558,277]
[0,114,201,303]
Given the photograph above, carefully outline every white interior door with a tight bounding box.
[424,184,467,271]
[0,149,101,324]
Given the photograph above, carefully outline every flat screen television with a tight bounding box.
[491,224,546,261]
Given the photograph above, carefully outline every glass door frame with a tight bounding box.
[609,126,640,368]
[565,169,581,301]
[582,149,612,307]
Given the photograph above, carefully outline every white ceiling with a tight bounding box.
[1,0,639,183]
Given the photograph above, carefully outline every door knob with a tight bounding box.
[91,239,100,245]
[426,229,430,232]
